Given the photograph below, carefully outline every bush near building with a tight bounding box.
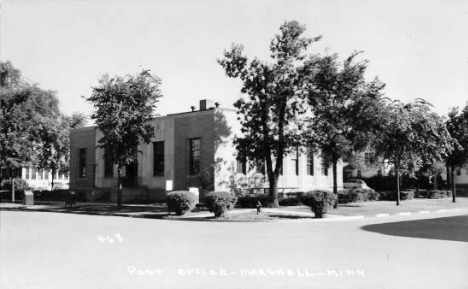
[338,188,380,204]
[379,190,415,201]
[204,191,237,217]
[0,179,30,191]
[278,193,304,206]
[166,191,196,215]
[360,175,441,192]
[236,194,271,208]
[423,190,452,199]
[300,190,336,218]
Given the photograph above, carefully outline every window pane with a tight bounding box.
[31,168,36,180]
[79,148,86,178]
[104,149,113,178]
[307,154,314,176]
[153,141,165,176]
[189,138,200,175]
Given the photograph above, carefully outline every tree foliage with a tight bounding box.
[36,112,87,188]
[445,104,468,201]
[374,99,452,205]
[304,52,386,204]
[218,20,321,206]
[0,61,60,175]
[86,70,162,208]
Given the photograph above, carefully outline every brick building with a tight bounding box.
[69,100,343,202]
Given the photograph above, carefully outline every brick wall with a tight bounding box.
[69,127,96,191]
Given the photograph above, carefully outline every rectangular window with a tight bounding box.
[237,158,247,174]
[307,151,314,176]
[357,170,362,178]
[78,148,87,178]
[44,170,49,180]
[291,147,299,176]
[365,152,375,165]
[104,149,113,178]
[189,138,200,175]
[38,170,43,180]
[31,168,37,180]
[321,159,328,176]
[25,168,30,180]
[456,168,461,176]
[153,141,165,176]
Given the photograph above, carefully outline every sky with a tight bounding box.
[1,0,467,120]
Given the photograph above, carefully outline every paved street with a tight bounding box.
[1,210,467,289]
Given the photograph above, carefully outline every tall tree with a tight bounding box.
[36,113,87,189]
[375,99,452,205]
[304,52,386,207]
[445,105,468,202]
[0,61,60,200]
[86,70,162,209]
[218,21,321,206]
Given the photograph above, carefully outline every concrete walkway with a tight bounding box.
[2,197,468,221]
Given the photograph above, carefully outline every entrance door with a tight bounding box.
[124,161,138,187]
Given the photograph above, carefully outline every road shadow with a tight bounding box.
[361,215,468,243]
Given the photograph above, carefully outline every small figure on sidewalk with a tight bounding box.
[65,191,76,209]
[256,200,262,214]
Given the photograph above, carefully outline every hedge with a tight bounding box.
[166,191,197,215]
[236,194,270,208]
[204,191,237,217]
[300,190,336,218]
[338,188,380,204]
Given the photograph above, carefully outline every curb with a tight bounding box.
[2,205,467,223]
[327,207,467,221]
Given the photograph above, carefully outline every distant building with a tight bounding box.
[21,167,69,190]
[69,99,344,203]
[343,149,390,180]
[449,165,468,189]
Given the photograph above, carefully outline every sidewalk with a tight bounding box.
[1,197,468,220]
[275,197,468,219]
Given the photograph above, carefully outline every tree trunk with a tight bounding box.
[51,168,55,190]
[396,169,400,206]
[117,166,122,209]
[268,175,279,207]
[451,165,456,203]
[446,163,451,187]
[11,176,15,202]
[332,160,338,209]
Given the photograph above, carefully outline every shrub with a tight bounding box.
[300,190,336,218]
[427,190,450,199]
[236,194,270,208]
[166,191,196,215]
[338,189,379,203]
[378,190,414,201]
[41,190,52,200]
[0,178,30,191]
[32,190,42,200]
[365,189,380,201]
[400,190,415,200]
[204,191,238,217]
[416,189,428,198]
[279,194,303,206]
[349,189,367,203]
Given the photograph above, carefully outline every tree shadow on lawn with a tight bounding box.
[361,215,468,243]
